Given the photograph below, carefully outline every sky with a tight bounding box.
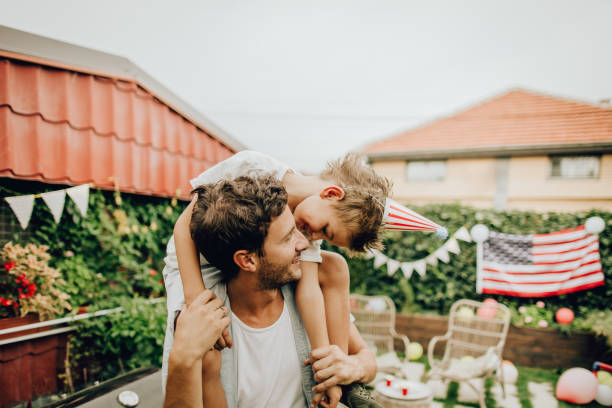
[2,0,611,173]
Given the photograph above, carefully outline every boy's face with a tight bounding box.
[293,190,352,248]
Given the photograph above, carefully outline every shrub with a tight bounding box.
[326,203,611,314]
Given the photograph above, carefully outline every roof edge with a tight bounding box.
[366,142,612,162]
[0,25,246,152]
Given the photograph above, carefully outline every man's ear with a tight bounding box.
[233,249,258,272]
[320,185,345,201]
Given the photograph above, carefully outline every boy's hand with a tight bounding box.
[213,328,233,350]
[312,385,341,408]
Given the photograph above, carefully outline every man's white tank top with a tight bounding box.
[231,301,307,408]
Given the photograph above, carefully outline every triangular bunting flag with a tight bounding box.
[426,255,438,266]
[401,262,414,279]
[363,250,375,260]
[373,250,387,269]
[454,226,472,242]
[5,195,35,230]
[41,190,66,223]
[66,184,90,217]
[434,247,450,263]
[414,260,427,277]
[446,237,461,255]
[386,259,401,276]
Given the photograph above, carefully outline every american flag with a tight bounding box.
[477,225,604,297]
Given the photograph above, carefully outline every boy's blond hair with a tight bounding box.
[320,154,392,252]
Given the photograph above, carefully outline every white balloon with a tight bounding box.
[597,384,612,406]
[585,216,605,234]
[470,224,490,243]
[497,362,519,384]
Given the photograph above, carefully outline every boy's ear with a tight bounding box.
[320,186,344,201]
[233,250,258,272]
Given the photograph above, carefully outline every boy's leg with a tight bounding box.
[318,251,350,353]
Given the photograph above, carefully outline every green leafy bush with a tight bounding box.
[326,203,611,314]
[68,298,167,383]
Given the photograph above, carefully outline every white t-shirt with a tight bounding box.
[163,151,322,314]
[232,301,306,408]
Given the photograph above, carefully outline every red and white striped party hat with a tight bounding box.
[382,198,448,239]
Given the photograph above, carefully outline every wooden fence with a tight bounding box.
[395,314,612,369]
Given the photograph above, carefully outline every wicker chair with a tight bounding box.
[424,299,511,408]
[350,294,410,367]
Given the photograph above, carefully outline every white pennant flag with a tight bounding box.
[401,262,414,279]
[363,250,375,260]
[373,250,388,269]
[454,226,472,242]
[41,190,66,223]
[446,237,461,255]
[414,260,427,277]
[66,184,90,217]
[426,255,438,266]
[434,247,450,263]
[5,195,35,230]
[386,259,401,276]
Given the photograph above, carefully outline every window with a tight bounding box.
[405,160,446,181]
[550,155,600,179]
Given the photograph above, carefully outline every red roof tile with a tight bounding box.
[363,90,612,157]
[0,57,235,199]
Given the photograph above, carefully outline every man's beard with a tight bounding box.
[256,255,300,291]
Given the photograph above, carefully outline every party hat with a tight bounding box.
[382,198,448,239]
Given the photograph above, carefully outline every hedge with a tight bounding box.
[326,203,611,314]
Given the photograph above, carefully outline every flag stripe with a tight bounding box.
[532,235,597,254]
[533,249,599,265]
[481,280,604,298]
[482,259,601,276]
[481,272,604,294]
[532,226,586,244]
[482,268,602,285]
[533,242,598,262]
[482,251,600,273]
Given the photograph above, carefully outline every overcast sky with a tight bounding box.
[2,0,611,172]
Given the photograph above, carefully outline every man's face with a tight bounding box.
[256,205,309,290]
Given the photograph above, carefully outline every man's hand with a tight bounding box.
[173,289,231,365]
[305,345,363,394]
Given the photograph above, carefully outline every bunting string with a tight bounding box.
[364,226,473,279]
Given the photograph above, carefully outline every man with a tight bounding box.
[164,175,379,408]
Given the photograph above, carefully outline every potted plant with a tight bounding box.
[0,242,73,407]
[1,242,71,321]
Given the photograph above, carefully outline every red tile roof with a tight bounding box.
[363,89,612,159]
[0,56,234,200]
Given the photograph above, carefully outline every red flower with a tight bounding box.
[148,269,157,277]
[0,297,13,307]
[13,302,18,308]
[4,262,16,271]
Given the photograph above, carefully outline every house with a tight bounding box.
[361,89,612,212]
[0,26,247,406]
[0,25,244,238]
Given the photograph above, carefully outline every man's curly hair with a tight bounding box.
[190,174,288,281]
[320,154,392,253]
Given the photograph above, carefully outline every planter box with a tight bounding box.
[396,313,612,369]
[0,315,68,407]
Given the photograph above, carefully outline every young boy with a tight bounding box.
[162,150,391,406]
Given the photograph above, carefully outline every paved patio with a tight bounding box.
[393,362,558,408]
